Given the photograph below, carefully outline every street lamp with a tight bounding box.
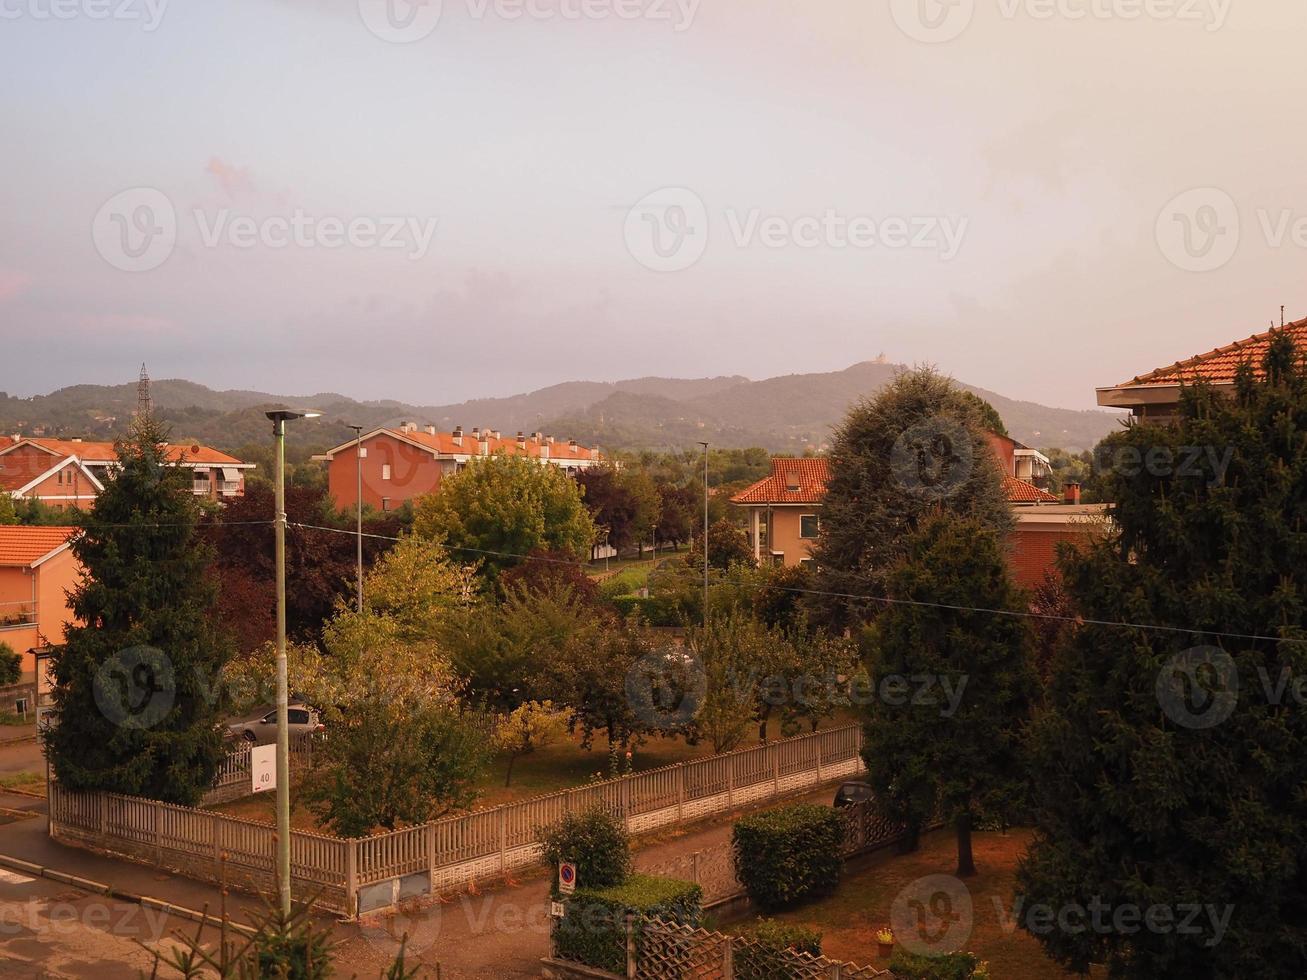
[698,442,709,622]
[266,408,321,916]
[348,424,364,614]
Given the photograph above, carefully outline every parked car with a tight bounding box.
[225,704,324,746]
[833,781,873,808]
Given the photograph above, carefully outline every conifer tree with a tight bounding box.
[45,417,231,805]
[1019,332,1307,977]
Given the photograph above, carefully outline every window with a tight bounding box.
[382,497,391,512]
[799,515,820,539]
[381,464,392,480]
[288,709,310,725]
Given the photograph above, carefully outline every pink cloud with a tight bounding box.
[206,157,255,197]
[0,269,32,303]
[74,313,176,333]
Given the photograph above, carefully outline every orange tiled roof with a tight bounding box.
[5,439,246,466]
[327,428,600,462]
[1123,320,1307,387]
[731,459,830,505]
[0,526,77,567]
[731,458,1058,505]
[1003,475,1059,504]
[0,452,66,492]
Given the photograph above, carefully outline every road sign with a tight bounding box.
[251,743,276,794]
[558,862,577,895]
[551,901,566,918]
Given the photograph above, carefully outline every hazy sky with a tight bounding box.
[2,0,1305,410]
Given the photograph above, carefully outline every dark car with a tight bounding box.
[833,781,874,808]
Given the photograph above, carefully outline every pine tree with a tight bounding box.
[1018,332,1307,977]
[45,418,231,805]
[861,511,1036,876]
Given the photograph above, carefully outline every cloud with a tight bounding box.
[74,313,176,333]
[0,269,32,303]
[206,157,256,197]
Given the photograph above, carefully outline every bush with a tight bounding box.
[733,918,825,979]
[0,644,19,687]
[552,874,703,974]
[749,919,822,956]
[608,594,682,627]
[732,805,845,910]
[889,949,988,980]
[538,805,632,896]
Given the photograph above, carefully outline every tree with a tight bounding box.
[545,612,658,749]
[302,693,491,836]
[813,368,1012,628]
[499,549,599,604]
[958,390,1008,437]
[577,464,661,553]
[655,483,696,549]
[687,612,772,753]
[0,642,20,686]
[861,511,1036,877]
[1018,333,1307,977]
[494,700,568,787]
[44,418,231,805]
[0,495,16,526]
[687,518,752,572]
[413,454,596,578]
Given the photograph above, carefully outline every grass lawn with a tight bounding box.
[210,715,845,832]
[725,828,1090,980]
[0,771,46,797]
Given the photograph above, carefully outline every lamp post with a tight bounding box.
[698,442,709,621]
[348,424,364,614]
[266,408,320,916]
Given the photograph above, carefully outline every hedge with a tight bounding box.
[608,595,683,627]
[732,804,845,910]
[889,949,989,980]
[734,919,824,979]
[552,874,703,974]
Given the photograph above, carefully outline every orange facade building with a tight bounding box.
[0,526,81,675]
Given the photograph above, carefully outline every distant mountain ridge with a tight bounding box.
[0,363,1122,454]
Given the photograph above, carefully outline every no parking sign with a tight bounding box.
[558,862,577,895]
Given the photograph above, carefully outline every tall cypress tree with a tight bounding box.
[45,417,231,805]
[1019,332,1307,977]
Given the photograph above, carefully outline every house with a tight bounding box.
[731,438,1106,588]
[0,526,81,675]
[0,437,254,512]
[314,423,603,512]
[1096,318,1307,421]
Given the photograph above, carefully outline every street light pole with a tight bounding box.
[266,409,320,916]
[698,441,709,621]
[349,424,364,614]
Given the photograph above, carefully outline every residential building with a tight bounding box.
[0,437,253,511]
[1096,318,1307,421]
[0,526,81,675]
[314,423,603,512]
[731,439,1106,588]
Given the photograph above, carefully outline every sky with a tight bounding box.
[2,0,1306,410]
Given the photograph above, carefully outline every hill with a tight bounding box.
[0,363,1122,455]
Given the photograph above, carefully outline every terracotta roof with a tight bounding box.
[731,458,1058,506]
[0,526,77,567]
[1003,475,1059,504]
[731,459,830,505]
[1,439,247,466]
[0,452,64,492]
[1122,319,1307,387]
[321,428,600,463]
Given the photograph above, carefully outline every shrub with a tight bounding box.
[733,918,825,979]
[552,874,703,974]
[749,919,823,956]
[0,643,20,687]
[889,949,987,980]
[538,805,632,896]
[732,805,845,910]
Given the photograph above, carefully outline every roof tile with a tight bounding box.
[1124,319,1307,387]
[0,526,77,567]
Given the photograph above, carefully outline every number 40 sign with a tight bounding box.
[251,744,277,794]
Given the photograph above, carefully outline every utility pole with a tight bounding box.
[698,441,709,622]
[349,425,364,613]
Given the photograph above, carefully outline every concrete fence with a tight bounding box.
[50,723,865,918]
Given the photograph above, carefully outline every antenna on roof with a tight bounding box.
[136,363,153,419]
[1282,305,1286,328]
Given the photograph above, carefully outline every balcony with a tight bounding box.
[0,602,37,631]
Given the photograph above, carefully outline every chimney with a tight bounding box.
[516,431,527,450]
[532,431,543,442]
[785,469,801,491]
[546,435,555,444]
[452,426,463,448]
[425,424,436,436]
[1063,482,1082,506]
[491,430,501,440]
[9,435,18,444]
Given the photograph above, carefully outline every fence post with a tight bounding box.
[212,812,222,880]
[98,791,108,838]
[625,914,637,979]
[346,838,359,919]
[498,807,508,875]
[691,850,700,887]
[772,743,780,799]
[676,764,685,822]
[427,822,438,896]
[815,731,823,785]
[722,934,734,979]
[155,802,164,866]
